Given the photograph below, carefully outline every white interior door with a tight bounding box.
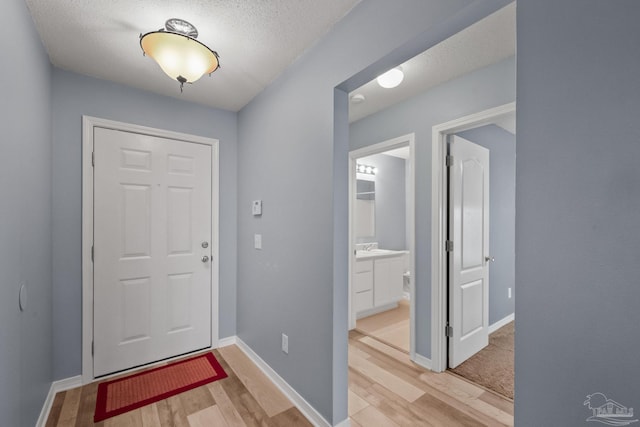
[93,127,212,377]
[448,135,490,368]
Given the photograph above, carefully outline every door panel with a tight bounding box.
[449,135,490,368]
[93,127,212,377]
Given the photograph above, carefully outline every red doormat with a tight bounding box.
[94,352,227,422]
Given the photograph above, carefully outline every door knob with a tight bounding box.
[202,255,210,263]
[485,256,495,262]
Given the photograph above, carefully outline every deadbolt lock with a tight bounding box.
[201,241,209,248]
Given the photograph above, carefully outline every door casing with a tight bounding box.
[430,102,515,372]
[81,116,220,384]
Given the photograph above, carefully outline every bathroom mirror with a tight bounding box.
[356,179,375,238]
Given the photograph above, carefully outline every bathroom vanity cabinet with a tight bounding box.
[353,252,404,318]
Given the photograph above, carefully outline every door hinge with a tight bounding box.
[446,155,453,167]
[91,341,94,356]
[446,240,453,252]
[445,325,453,337]
[92,151,95,167]
[91,245,94,262]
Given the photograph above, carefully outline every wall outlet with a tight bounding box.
[254,234,262,249]
[508,287,512,299]
[282,333,288,354]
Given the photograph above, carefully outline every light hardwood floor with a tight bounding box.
[355,299,410,353]
[45,346,312,427]
[348,330,514,426]
[47,334,513,426]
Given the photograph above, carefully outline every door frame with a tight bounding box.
[348,133,416,358]
[81,116,220,384]
[430,102,515,372]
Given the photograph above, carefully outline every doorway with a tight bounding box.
[81,116,220,383]
[431,103,516,399]
[348,133,416,357]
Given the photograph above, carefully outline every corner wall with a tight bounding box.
[237,0,512,423]
[51,69,238,380]
[0,0,53,425]
[516,0,640,424]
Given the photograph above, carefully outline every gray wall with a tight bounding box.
[0,0,53,425]
[51,69,238,380]
[350,57,516,358]
[357,153,407,250]
[516,0,640,424]
[237,0,512,423]
[457,125,515,325]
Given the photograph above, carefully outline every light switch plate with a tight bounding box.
[252,200,262,216]
[254,234,262,249]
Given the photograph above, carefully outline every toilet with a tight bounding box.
[403,271,411,299]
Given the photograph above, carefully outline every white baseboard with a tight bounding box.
[489,313,515,334]
[36,375,82,427]
[356,301,398,320]
[336,418,352,427]
[412,353,432,371]
[235,338,332,427]
[217,336,237,348]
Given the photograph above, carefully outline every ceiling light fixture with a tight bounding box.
[140,19,220,92]
[350,93,366,104]
[377,67,404,89]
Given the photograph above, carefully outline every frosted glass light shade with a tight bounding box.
[377,67,404,89]
[140,18,220,89]
[140,29,219,84]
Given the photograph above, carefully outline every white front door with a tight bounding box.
[448,135,490,368]
[93,127,212,377]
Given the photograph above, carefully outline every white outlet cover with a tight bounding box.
[254,234,262,249]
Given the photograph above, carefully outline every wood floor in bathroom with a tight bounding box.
[355,299,410,353]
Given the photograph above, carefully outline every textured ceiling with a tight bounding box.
[349,3,516,123]
[24,0,360,111]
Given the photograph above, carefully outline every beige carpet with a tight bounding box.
[355,300,410,353]
[449,321,514,399]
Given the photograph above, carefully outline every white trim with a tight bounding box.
[82,116,220,384]
[336,418,352,427]
[36,376,82,427]
[489,313,515,334]
[235,338,331,427]
[217,336,238,348]
[348,133,417,360]
[430,102,516,372]
[412,353,433,371]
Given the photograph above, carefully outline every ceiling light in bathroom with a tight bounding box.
[377,67,404,89]
[357,164,377,175]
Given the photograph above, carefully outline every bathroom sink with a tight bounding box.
[356,248,404,258]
